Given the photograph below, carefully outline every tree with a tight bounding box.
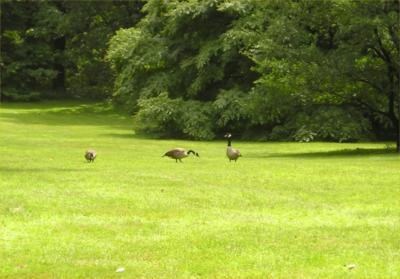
[246,0,400,150]
[1,0,65,100]
[107,0,384,142]
[1,0,143,101]
[107,0,260,139]
[63,0,143,99]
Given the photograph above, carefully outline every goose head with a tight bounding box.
[224,133,232,139]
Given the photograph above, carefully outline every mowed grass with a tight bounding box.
[0,101,399,279]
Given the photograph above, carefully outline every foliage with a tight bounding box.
[245,0,399,143]
[2,0,399,146]
[1,1,142,101]
[181,100,216,140]
[106,0,398,142]
[135,92,185,137]
[1,1,63,100]
[213,88,249,133]
[135,92,215,139]
[309,107,372,142]
[64,1,143,99]
[270,107,372,142]
[106,0,258,110]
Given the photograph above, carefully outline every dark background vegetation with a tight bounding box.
[1,0,399,148]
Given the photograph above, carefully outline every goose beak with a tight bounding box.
[196,153,200,157]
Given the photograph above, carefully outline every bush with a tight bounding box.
[1,88,42,101]
[213,88,249,128]
[135,92,183,137]
[308,107,371,142]
[270,106,372,142]
[181,100,215,140]
[135,92,216,140]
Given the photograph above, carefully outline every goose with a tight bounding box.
[162,148,199,162]
[85,149,97,162]
[225,133,241,162]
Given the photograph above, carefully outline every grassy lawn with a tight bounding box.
[0,101,399,279]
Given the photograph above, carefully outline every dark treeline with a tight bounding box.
[1,0,143,100]
[1,0,399,150]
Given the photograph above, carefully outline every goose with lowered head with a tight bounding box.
[163,148,199,163]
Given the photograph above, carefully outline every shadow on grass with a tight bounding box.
[100,132,162,140]
[248,148,397,159]
[0,102,131,129]
[0,166,92,173]
[101,132,137,139]
[0,100,105,111]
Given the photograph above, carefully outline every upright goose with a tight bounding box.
[225,133,241,162]
[163,148,199,162]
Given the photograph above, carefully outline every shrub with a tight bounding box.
[1,88,42,101]
[181,100,215,140]
[213,88,249,128]
[270,106,372,142]
[308,107,371,142]
[135,92,183,138]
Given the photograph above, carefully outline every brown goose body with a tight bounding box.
[227,146,241,161]
[225,133,241,162]
[163,148,199,162]
[85,149,97,162]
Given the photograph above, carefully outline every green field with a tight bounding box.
[0,102,399,278]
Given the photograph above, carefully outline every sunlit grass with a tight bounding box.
[0,101,399,278]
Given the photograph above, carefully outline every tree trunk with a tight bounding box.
[53,36,66,91]
[387,74,399,153]
[396,0,400,153]
[397,109,400,153]
[397,74,400,152]
[52,2,66,93]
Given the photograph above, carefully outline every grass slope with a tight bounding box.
[0,101,399,279]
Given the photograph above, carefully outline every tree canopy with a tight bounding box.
[1,0,399,150]
[1,0,142,100]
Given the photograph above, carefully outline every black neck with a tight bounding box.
[187,150,196,155]
[227,139,231,146]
